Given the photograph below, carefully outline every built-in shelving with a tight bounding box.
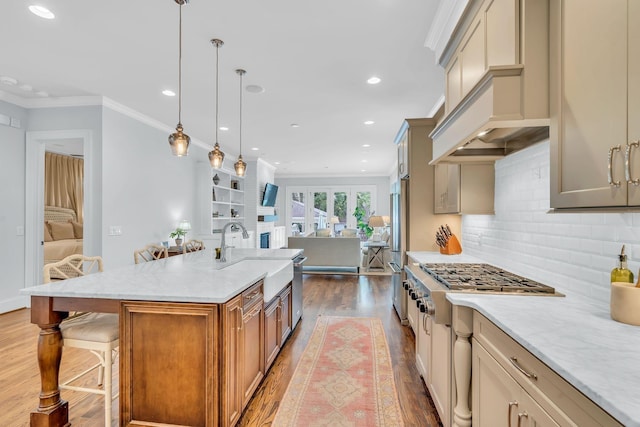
[210,169,244,233]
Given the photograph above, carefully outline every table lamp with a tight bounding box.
[330,216,340,235]
[368,215,385,241]
[178,219,191,248]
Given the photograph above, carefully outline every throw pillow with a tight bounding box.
[315,228,331,237]
[44,222,53,242]
[69,220,83,239]
[49,221,75,240]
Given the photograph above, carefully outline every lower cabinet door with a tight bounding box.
[264,298,280,370]
[472,339,559,427]
[242,302,264,408]
[279,285,292,343]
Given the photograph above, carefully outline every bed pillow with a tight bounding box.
[44,222,53,242]
[69,220,83,239]
[49,221,75,240]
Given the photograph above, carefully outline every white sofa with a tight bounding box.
[287,236,361,272]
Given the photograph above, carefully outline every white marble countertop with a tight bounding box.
[22,248,303,304]
[407,251,640,426]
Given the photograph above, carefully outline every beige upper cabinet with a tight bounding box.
[550,0,640,208]
[434,163,495,215]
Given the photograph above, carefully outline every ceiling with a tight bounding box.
[0,0,445,177]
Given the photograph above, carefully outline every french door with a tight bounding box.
[286,186,376,236]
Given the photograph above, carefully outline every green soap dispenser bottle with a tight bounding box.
[611,245,634,283]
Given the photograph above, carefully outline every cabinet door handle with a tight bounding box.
[625,141,640,185]
[508,401,518,427]
[509,356,537,380]
[238,307,244,332]
[517,411,528,427]
[608,145,622,187]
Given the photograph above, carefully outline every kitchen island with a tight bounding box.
[407,251,640,427]
[21,247,302,427]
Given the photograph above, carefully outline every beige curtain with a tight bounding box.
[45,152,84,222]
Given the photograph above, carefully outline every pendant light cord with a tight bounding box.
[178,3,183,125]
[215,42,219,143]
[238,70,243,155]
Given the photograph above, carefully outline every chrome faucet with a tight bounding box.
[220,221,249,262]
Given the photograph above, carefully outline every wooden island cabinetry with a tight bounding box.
[264,283,292,371]
[221,281,265,427]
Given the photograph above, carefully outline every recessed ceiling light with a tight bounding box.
[361,160,368,163]
[251,147,259,151]
[20,84,33,92]
[162,89,176,97]
[362,144,371,148]
[364,120,375,125]
[367,76,381,85]
[274,161,280,165]
[245,85,265,94]
[35,91,49,97]
[361,169,367,172]
[290,124,300,128]
[29,5,55,19]
[219,126,229,131]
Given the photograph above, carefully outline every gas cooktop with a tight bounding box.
[420,263,555,294]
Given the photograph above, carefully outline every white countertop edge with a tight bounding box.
[447,294,640,427]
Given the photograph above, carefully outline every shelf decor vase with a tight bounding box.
[213,174,220,185]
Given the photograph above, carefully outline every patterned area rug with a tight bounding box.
[273,316,405,426]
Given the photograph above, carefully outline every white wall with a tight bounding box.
[0,101,28,312]
[462,140,640,302]
[101,106,202,267]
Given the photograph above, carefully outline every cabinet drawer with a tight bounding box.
[473,313,622,427]
[242,281,263,309]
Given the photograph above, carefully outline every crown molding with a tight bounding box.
[0,92,213,152]
[424,0,469,64]
[428,94,445,117]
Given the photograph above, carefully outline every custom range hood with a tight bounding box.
[429,0,550,164]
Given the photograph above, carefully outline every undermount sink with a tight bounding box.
[224,259,293,302]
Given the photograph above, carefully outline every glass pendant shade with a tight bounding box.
[234,155,247,177]
[208,142,225,168]
[169,123,190,156]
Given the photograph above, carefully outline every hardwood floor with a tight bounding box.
[0,274,441,427]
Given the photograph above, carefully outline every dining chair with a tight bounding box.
[43,254,118,427]
[133,244,169,264]
[184,239,205,253]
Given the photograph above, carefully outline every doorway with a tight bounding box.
[25,130,95,296]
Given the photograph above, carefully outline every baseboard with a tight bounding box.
[0,295,28,314]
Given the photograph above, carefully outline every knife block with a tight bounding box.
[440,234,462,255]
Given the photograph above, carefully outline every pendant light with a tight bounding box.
[234,69,247,177]
[168,0,190,157]
[208,39,225,168]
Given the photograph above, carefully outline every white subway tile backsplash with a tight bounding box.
[462,140,639,302]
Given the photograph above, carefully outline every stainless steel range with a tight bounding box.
[405,262,561,326]
[421,263,556,294]
[403,261,562,427]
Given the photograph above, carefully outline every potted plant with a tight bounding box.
[353,206,373,241]
[169,227,187,247]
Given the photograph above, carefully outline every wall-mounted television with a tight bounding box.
[262,183,279,207]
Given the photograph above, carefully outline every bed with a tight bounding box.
[44,206,83,278]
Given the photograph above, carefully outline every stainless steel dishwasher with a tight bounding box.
[292,255,307,329]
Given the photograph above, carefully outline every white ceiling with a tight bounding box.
[0,0,445,177]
